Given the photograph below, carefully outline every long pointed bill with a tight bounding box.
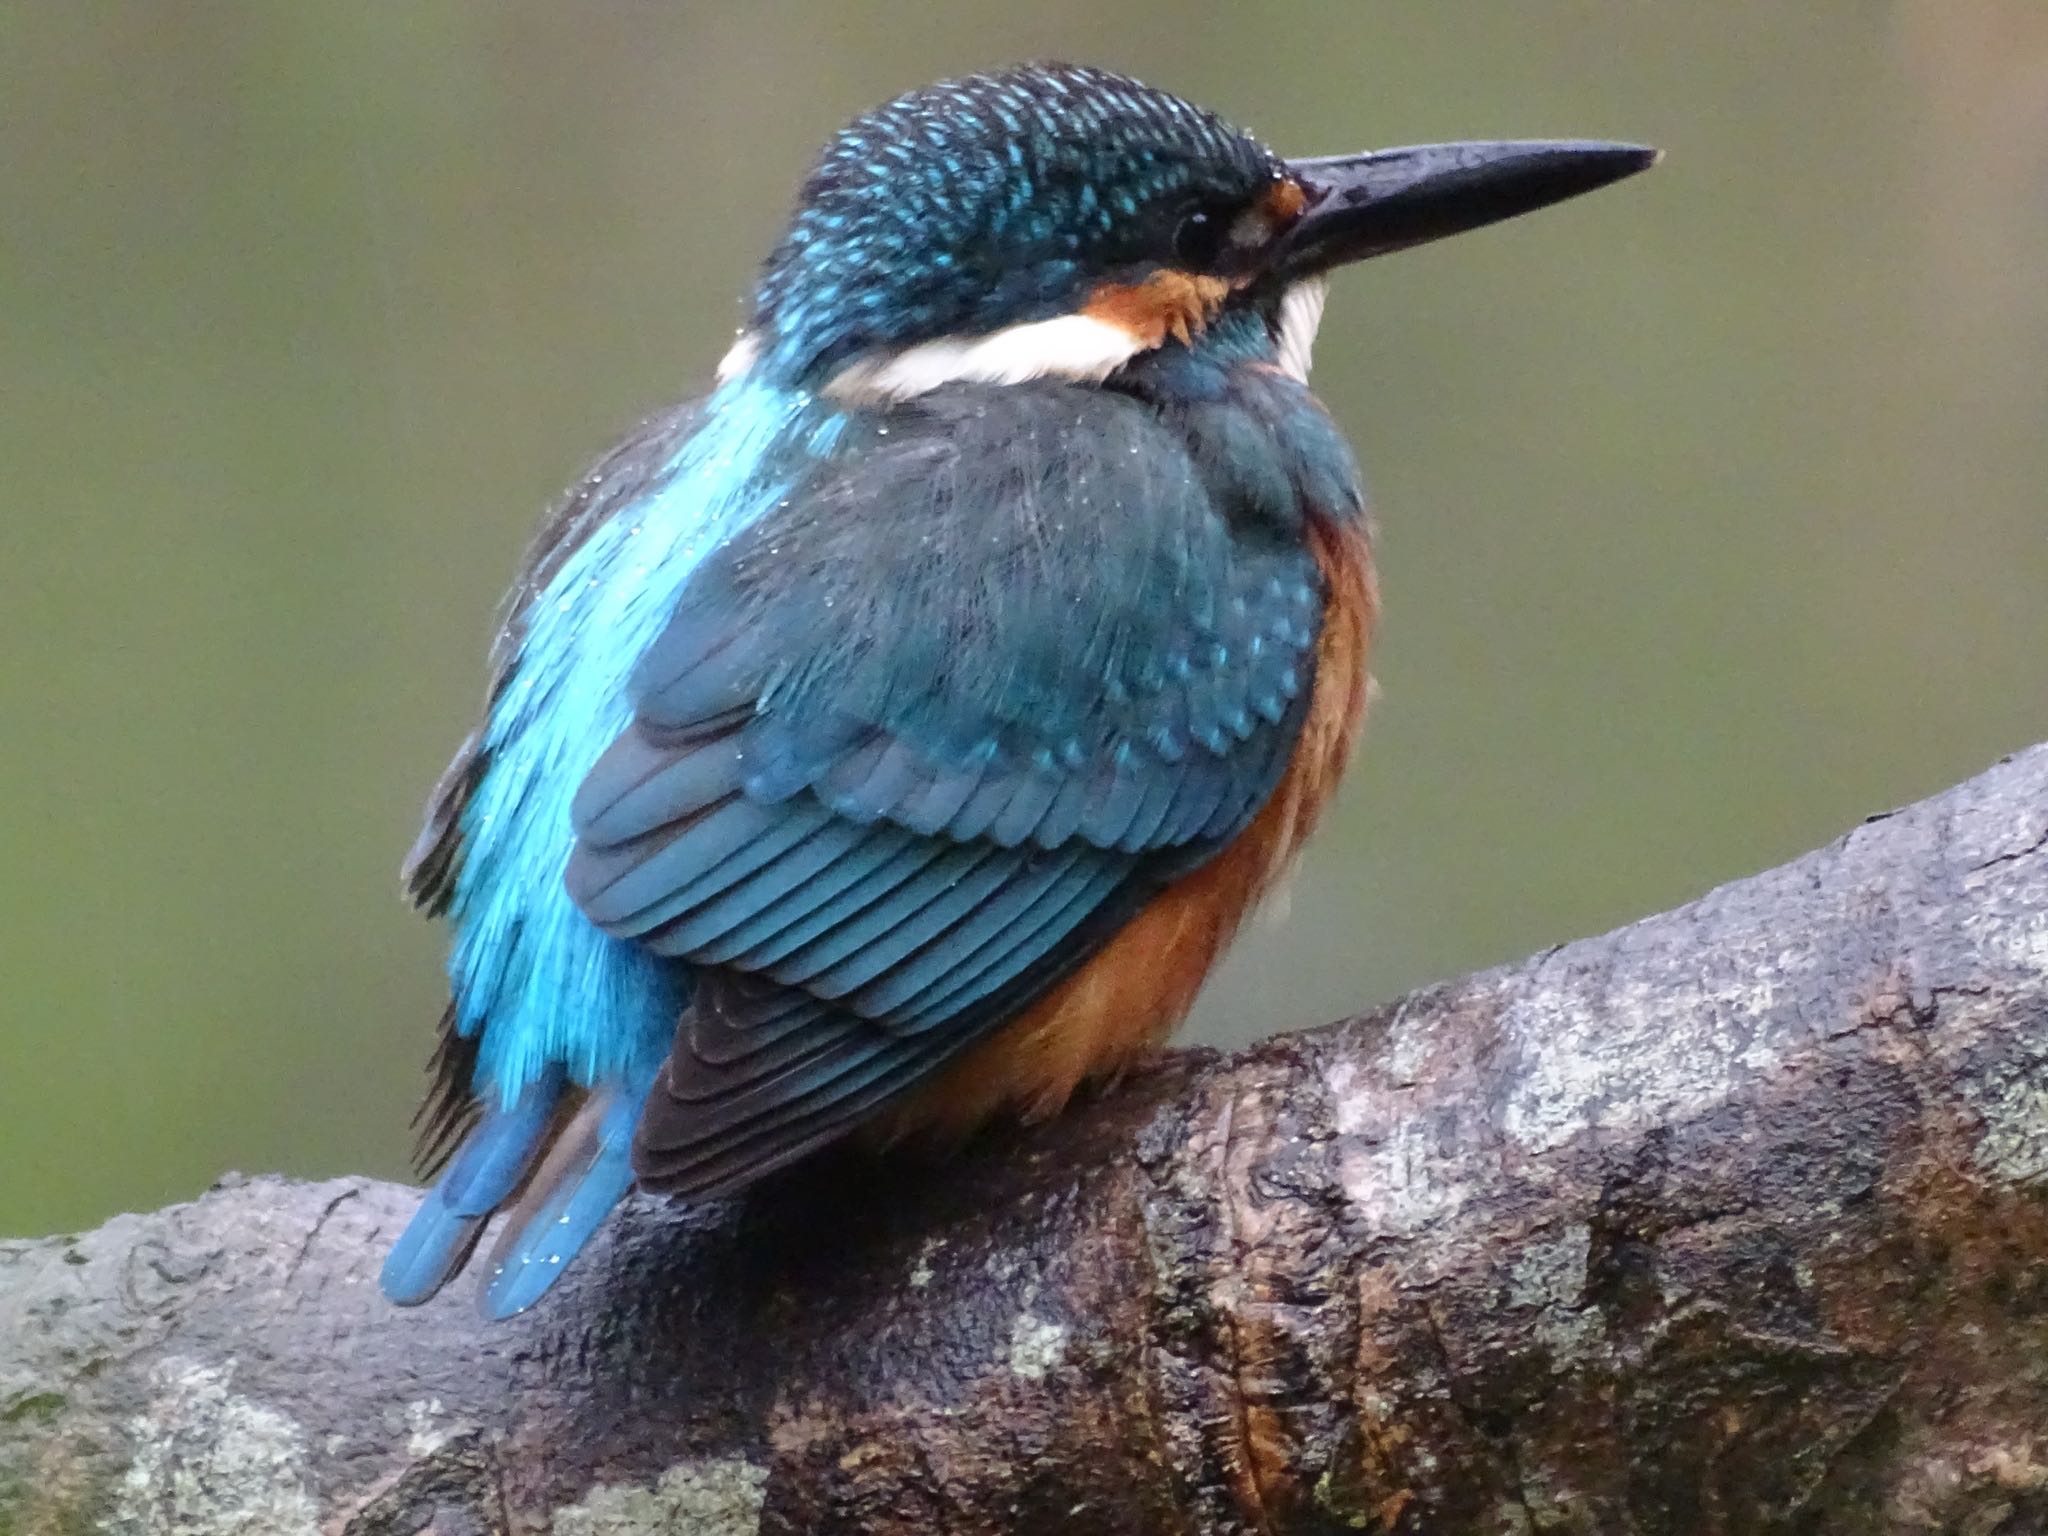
[1273,139,1659,278]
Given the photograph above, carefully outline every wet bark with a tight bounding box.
[4,744,2045,1536]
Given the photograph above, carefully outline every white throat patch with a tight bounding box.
[1274,277,1328,384]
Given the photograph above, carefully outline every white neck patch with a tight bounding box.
[715,331,760,383]
[1273,277,1328,384]
[717,282,1327,401]
[715,316,1143,400]
[821,312,1146,402]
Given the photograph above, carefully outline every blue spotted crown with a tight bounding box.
[752,63,1284,380]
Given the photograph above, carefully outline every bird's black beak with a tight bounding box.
[1272,140,1659,279]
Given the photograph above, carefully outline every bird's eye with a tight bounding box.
[1172,204,1229,269]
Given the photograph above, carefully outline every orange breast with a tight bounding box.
[878,514,1377,1142]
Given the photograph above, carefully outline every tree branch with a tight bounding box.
[6,746,2046,1536]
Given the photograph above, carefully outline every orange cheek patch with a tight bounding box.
[1261,177,1310,226]
[1083,269,1233,348]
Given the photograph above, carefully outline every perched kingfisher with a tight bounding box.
[381,62,1655,1317]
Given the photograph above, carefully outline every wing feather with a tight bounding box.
[560,382,1334,1195]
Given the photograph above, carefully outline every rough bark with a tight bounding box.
[4,746,2046,1536]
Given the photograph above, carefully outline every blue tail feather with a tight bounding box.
[378,1187,486,1307]
[379,1069,565,1307]
[478,1087,644,1320]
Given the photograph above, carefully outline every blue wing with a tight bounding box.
[565,381,1332,1196]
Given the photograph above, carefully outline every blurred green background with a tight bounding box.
[4,3,2044,1238]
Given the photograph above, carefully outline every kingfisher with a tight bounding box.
[381,62,1654,1317]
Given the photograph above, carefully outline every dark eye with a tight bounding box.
[1172,204,1229,268]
